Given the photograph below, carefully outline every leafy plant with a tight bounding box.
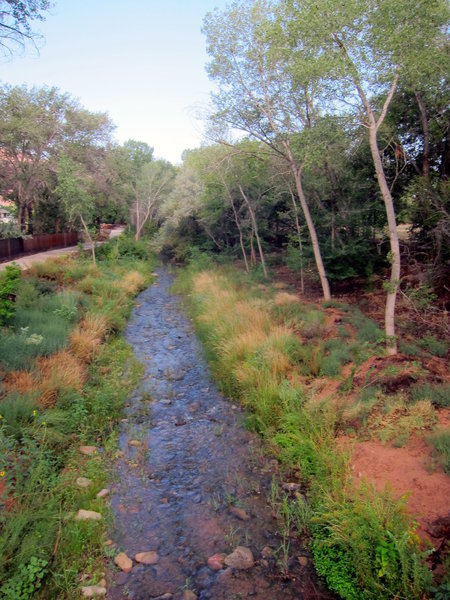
[0,262,21,324]
[0,557,48,599]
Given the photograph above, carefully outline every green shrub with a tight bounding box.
[346,308,383,344]
[410,383,450,408]
[0,556,48,599]
[0,263,21,324]
[428,431,450,474]
[96,235,150,261]
[419,335,448,358]
[398,340,423,357]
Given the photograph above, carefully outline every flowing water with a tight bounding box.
[107,267,331,600]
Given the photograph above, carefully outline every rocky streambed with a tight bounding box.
[106,266,331,600]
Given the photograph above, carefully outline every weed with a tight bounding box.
[410,383,450,408]
[0,263,21,324]
[428,431,450,474]
[419,335,448,358]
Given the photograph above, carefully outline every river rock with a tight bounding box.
[229,506,250,521]
[135,551,159,565]
[76,477,92,488]
[183,592,197,600]
[282,482,301,492]
[224,546,254,570]
[97,488,110,499]
[297,555,309,567]
[81,585,106,597]
[79,446,97,456]
[207,553,225,571]
[75,509,102,521]
[261,546,273,558]
[114,552,133,572]
[128,439,141,447]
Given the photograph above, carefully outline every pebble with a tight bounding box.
[128,439,141,447]
[183,592,197,600]
[114,552,133,573]
[76,477,92,488]
[97,488,110,499]
[79,446,97,456]
[298,556,309,567]
[207,553,225,571]
[75,509,102,521]
[282,482,301,492]
[229,506,250,521]
[104,539,114,546]
[81,585,106,597]
[224,546,254,570]
[135,551,159,565]
[261,546,273,558]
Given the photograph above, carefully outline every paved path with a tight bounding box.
[0,227,124,271]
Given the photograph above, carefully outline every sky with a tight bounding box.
[1,0,230,163]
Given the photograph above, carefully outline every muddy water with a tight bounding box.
[108,267,330,600]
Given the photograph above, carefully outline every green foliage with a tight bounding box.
[0,263,21,324]
[96,235,151,261]
[428,431,450,474]
[419,335,448,358]
[345,308,383,344]
[0,556,48,600]
[410,383,450,408]
[312,539,362,600]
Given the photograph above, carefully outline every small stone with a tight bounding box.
[128,439,141,447]
[135,551,159,565]
[79,445,97,456]
[104,539,114,546]
[75,509,102,521]
[116,450,125,458]
[207,553,225,571]
[224,546,254,570]
[183,592,197,600]
[121,418,128,423]
[97,488,110,499]
[261,546,273,559]
[282,482,301,492]
[114,552,133,573]
[81,585,106,597]
[298,556,308,567]
[161,399,172,405]
[229,506,250,521]
[153,595,173,600]
[76,477,92,488]
[99,578,106,587]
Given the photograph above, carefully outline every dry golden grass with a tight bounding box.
[3,370,35,394]
[37,351,86,407]
[118,271,147,295]
[273,282,287,290]
[274,291,300,306]
[70,314,108,363]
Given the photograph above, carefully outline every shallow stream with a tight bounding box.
[107,266,330,600]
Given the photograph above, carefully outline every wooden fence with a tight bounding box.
[0,231,79,262]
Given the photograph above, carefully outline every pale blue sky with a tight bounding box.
[1,0,230,163]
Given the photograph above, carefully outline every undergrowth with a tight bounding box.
[0,235,153,597]
[174,262,434,600]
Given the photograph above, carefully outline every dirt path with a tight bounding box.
[107,267,331,600]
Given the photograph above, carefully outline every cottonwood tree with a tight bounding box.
[203,0,331,299]
[282,0,449,353]
[55,154,97,265]
[0,0,51,58]
[134,159,175,240]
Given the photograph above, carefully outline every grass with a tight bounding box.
[410,383,450,408]
[428,431,450,474]
[0,236,154,597]
[174,262,434,600]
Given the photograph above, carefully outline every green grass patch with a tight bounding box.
[428,431,450,474]
[410,383,450,408]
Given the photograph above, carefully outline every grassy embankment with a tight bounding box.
[173,259,449,600]
[0,236,154,599]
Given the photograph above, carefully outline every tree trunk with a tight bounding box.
[239,185,268,278]
[414,91,430,178]
[368,124,400,355]
[80,214,96,266]
[221,175,249,272]
[288,186,305,295]
[290,165,331,300]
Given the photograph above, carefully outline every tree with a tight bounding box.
[55,154,97,265]
[0,0,51,58]
[134,159,175,240]
[282,0,449,353]
[0,84,114,233]
[203,0,331,299]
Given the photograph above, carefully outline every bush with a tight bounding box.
[410,383,450,408]
[419,335,448,358]
[0,263,21,324]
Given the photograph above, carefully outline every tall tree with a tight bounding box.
[282,0,449,353]
[203,0,331,299]
[0,0,51,58]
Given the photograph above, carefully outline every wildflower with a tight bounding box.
[0,471,5,478]
[42,421,46,426]
[0,414,2,420]
[32,410,36,417]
